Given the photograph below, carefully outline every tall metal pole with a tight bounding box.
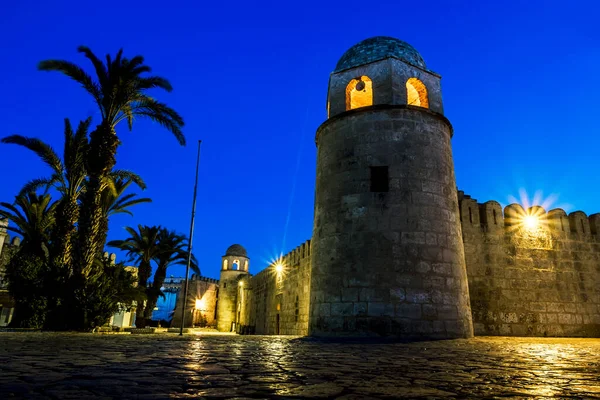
[180,140,202,335]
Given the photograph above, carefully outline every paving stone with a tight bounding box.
[0,332,599,398]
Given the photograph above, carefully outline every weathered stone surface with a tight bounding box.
[461,197,600,337]
[0,333,599,398]
[310,105,473,338]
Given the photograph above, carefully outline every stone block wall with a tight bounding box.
[310,106,473,338]
[242,240,311,335]
[459,192,600,337]
[216,269,247,332]
[171,277,218,329]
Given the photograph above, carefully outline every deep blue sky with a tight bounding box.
[1,1,598,279]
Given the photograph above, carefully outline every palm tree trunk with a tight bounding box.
[97,215,110,256]
[77,124,120,279]
[44,196,79,329]
[135,260,153,325]
[77,180,105,278]
[51,197,78,274]
[143,265,167,320]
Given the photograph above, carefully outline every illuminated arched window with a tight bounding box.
[406,78,429,108]
[223,259,228,270]
[346,76,373,111]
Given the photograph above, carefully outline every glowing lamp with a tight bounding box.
[275,263,284,273]
[238,281,244,287]
[195,299,204,310]
[523,215,539,230]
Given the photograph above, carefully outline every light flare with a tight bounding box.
[506,189,567,233]
[523,215,539,230]
[507,189,563,215]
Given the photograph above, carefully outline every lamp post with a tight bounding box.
[179,140,202,335]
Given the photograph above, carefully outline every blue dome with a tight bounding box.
[225,244,247,258]
[335,36,426,72]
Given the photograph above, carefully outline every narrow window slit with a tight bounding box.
[370,166,389,192]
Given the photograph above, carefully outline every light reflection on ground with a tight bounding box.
[0,333,599,398]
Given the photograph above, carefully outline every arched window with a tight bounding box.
[346,76,373,111]
[233,260,239,270]
[406,78,429,108]
[223,259,228,270]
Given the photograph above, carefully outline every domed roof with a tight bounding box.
[334,36,426,72]
[225,244,247,258]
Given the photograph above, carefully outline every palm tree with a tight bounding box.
[97,173,151,250]
[144,228,199,320]
[0,193,57,327]
[0,193,56,258]
[107,225,162,325]
[39,47,185,279]
[1,118,90,272]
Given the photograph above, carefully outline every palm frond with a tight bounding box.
[137,76,173,92]
[41,46,187,150]
[77,46,108,88]
[1,135,64,174]
[129,98,185,145]
[109,170,146,190]
[17,177,55,197]
[3,225,25,236]
[0,201,28,228]
[63,118,90,178]
[103,177,118,198]
[37,59,101,104]
[109,196,152,217]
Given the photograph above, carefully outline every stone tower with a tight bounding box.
[309,37,473,339]
[216,244,250,332]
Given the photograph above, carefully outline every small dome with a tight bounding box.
[225,244,247,258]
[335,36,426,72]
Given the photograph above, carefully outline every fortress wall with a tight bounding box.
[244,240,311,335]
[171,278,218,328]
[459,193,600,337]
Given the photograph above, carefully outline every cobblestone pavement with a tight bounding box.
[1,333,599,399]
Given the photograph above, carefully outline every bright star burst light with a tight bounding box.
[275,263,284,273]
[262,251,286,275]
[507,189,559,213]
[506,189,569,232]
[523,215,540,230]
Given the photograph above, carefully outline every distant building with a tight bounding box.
[152,276,184,322]
[0,218,17,327]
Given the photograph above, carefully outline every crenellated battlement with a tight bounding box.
[276,239,312,269]
[192,275,219,284]
[459,190,600,338]
[458,190,600,241]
